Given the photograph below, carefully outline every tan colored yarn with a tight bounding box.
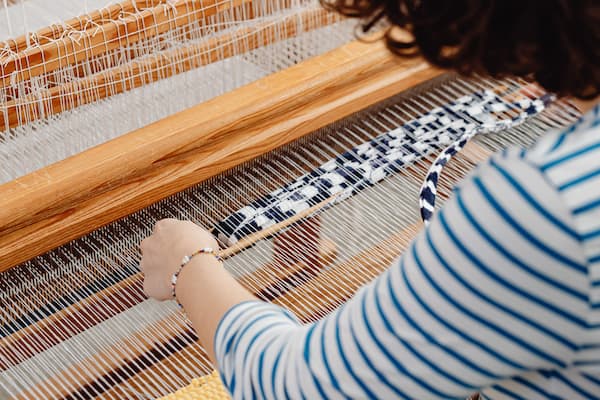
[159,371,231,400]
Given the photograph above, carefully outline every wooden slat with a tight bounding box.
[1,0,164,54]
[0,0,266,87]
[0,8,342,130]
[0,39,442,271]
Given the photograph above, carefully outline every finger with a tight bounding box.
[183,219,200,228]
[153,218,179,234]
[140,237,151,255]
[152,220,163,234]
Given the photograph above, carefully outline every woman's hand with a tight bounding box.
[140,218,218,301]
[140,218,255,362]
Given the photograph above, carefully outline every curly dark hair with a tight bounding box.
[322,0,600,99]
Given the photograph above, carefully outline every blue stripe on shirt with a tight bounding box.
[257,335,281,400]
[462,177,586,300]
[540,140,600,171]
[547,130,571,153]
[232,313,283,355]
[582,227,600,240]
[425,211,577,351]
[546,117,586,154]
[270,342,284,398]
[319,317,346,395]
[334,310,379,398]
[558,167,600,191]
[582,373,600,386]
[217,303,254,360]
[411,240,566,367]
[574,359,600,367]
[491,157,579,239]
[242,322,288,366]
[294,360,309,400]
[555,372,600,400]
[303,324,334,399]
[490,384,528,400]
[438,208,587,327]
[228,313,286,392]
[350,303,415,399]
[370,278,477,390]
[398,253,526,370]
[512,376,561,400]
[386,266,502,379]
[573,197,600,215]
[474,175,586,273]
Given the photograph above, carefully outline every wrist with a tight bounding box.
[175,253,222,309]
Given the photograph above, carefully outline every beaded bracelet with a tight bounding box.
[171,247,222,309]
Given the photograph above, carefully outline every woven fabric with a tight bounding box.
[419,93,554,223]
[213,89,551,245]
[159,371,231,400]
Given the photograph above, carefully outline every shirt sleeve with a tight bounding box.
[214,149,588,399]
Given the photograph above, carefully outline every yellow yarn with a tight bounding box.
[159,371,231,400]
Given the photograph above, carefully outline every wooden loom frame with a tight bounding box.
[0,38,442,271]
[0,0,308,129]
[0,0,287,84]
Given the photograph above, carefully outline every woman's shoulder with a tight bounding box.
[524,105,600,169]
[517,104,600,264]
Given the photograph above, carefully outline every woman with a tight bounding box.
[140,1,600,398]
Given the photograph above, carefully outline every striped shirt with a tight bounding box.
[215,105,600,399]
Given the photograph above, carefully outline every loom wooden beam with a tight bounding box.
[0,8,342,130]
[0,0,270,87]
[0,39,443,271]
[1,1,165,54]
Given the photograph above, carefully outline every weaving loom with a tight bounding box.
[0,1,583,399]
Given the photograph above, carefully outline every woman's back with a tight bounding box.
[211,106,600,400]
[474,106,600,398]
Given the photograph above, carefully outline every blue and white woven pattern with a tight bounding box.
[213,89,552,245]
[419,92,554,223]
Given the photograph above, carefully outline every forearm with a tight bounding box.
[176,255,257,362]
